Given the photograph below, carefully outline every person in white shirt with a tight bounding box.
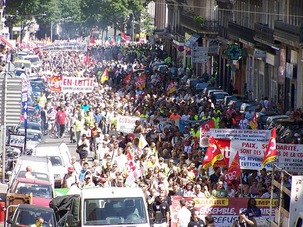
[176,198,191,227]
[70,156,82,177]
[113,147,128,171]
[238,113,249,129]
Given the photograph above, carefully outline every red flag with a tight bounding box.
[125,151,136,176]
[202,136,224,169]
[123,73,132,85]
[201,119,215,132]
[134,74,146,90]
[249,111,258,129]
[262,128,277,166]
[166,81,176,94]
[121,33,127,42]
[90,37,96,44]
[84,52,90,65]
[110,36,116,45]
[225,151,241,183]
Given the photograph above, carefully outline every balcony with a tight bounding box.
[216,0,236,9]
[254,23,274,44]
[228,22,255,43]
[274,20,303,44]
[180,13,219,34]
[167,25,185,37]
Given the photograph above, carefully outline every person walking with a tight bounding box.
[176,198,191,227]
[55,106,67,138]
[152,195,170,227]
[187,209,206,227]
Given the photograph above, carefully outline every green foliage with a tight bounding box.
[194,16,204,25]
[140,11,154,36]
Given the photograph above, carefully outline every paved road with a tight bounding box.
[43,134,95,162]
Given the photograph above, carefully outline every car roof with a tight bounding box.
[18,203,54,212]
[16,177,52,185]
[81,187,145,199]
[213,91,229,94]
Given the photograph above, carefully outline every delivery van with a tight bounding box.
[50,187,150,227]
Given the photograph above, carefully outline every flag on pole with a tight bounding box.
[100,68,109,83]
[249,112,258,129]
[134,74,146,90]
[201,119,215,131]
[123,72,132,85]
[262,128,277,166]
[166,81,176,94]
[228,151,241,174]
[138,134,148,150]
[121,33,127,42]
[202,136,224,169]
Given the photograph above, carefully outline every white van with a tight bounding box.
[82,187,150,226]
[62,187,150,227]
[33,143,72,188]
[9,156,54,189]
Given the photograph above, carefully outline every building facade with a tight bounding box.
[163,0,303,110]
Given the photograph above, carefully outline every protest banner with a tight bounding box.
[48,75,62,92]
[170,196,277,227]
[40,42,87,52]
[155,117,179,132]
[116,116,141,134]
[230,141,303,170]
[210,129,271,142]
[61,77,95,93]
[48,76,95,93]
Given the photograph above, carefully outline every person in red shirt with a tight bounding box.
[56,106,67,138]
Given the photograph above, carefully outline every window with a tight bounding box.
[84,198,148,225]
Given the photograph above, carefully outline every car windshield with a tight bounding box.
[15,182,52,198]
[18,171,49,182]
[84,197,148,225]
[19,122,41,131]
[16,209,56,227]
[49,156,63,166]
[24,56,40,64]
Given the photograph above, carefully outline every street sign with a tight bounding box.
[193,58,208,63]
[192,52,208,57]
[193,47,208,52]
[226,44,242,60]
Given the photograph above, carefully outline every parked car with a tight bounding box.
[33,143,72,188]
[212,91,229,103]
[207,89,224,98]
[240,102,260,114]
[9,178,54,207]
[195,82,209,93]
[16,121,42,141]
[9,155,55,189]
[6,204,57,227]
[265,115,290,129]
[257,111,279,128]
[224,95,246,107]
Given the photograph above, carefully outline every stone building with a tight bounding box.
[163,0,303,110]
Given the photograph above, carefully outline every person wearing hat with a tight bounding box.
[62,166,78,188]
[82,173,95,188]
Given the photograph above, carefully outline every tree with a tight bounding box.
[140,11,154,36]
[80,0,144,37]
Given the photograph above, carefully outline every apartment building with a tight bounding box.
[164,0,303,110]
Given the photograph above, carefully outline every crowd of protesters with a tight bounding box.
[26,41,292,226]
